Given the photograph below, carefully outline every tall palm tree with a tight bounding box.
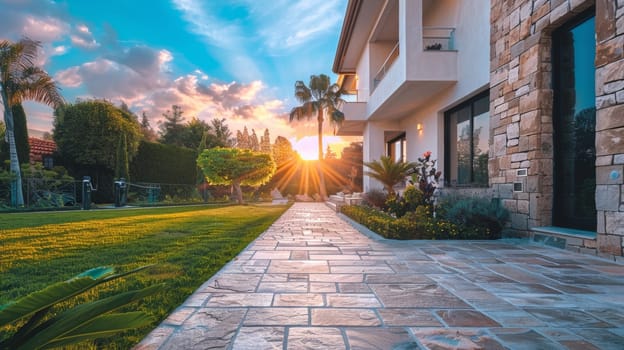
[289,74,345,200]
[1,38,64,207]
[364,156,417,195]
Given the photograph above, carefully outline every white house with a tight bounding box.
[333,0,491,192]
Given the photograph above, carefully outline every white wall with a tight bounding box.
[363,120,400,192]
[352,0,491,192]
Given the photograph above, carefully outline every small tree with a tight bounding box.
[364,156,416,195]
[197,147,276,204]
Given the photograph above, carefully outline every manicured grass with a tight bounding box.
[0,204,289,349]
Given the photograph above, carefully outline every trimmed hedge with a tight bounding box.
[130,141,197,184]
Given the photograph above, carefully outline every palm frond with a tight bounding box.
[293,80,311,103]
[364,156,417,194]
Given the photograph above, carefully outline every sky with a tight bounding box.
[0,0,358,159]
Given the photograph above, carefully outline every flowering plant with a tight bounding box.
[410,151,441,204]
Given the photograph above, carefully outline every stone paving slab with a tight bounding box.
[136,203,624,349]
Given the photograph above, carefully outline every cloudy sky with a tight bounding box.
[1,0,357,158]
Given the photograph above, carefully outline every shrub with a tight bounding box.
[363,189,388,209]
[385,186,424,218]
[342,199,503,241]
[436,196,510,239]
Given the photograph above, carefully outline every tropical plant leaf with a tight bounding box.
[40,312,155,349]
[0,277,104,327]
[0,265,152,327]
[16,284,164,350]
[74,266,114,280]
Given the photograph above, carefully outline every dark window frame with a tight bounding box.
[444,90,490,187]
[386,132,406,163]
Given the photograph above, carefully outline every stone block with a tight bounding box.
[502,199,518,212]
[499,183,514,199]
[520,2,532,20]
[595,185,621,211]
[615,153,624,164]
[507,122,520,139]
[617,90,624,103]
[515,84,530,97]
[511,213,528,230]
[520,110,540,135]
[510,7,521,29]
[596,127,624,156]
[598,210,606,234]
[532,2,551,22]
[597,0,617,42]
[597,104,624,131]
[605,211,624,235]
[585,238,598,248]
[519,45,538,79]
[604,80,624,94]
[550,1,571,25]
[494,134,507,156]
[596,35,624,68]
[596,155,613,166]
[511,152,528,162]
[596,61,624,94]
[597,234,623,255]
[597,165,624,184]
[596,94,616,109]
[517,199,530,214]
[507,138,519,147]
[526,176,541,192]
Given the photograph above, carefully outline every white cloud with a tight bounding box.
[22,15,69,42]
[54,66,82,87]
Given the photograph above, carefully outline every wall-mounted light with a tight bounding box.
[417,123,423,131]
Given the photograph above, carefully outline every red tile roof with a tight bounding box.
[28,137,56,162]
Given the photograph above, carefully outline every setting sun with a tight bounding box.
[291,135,352,161]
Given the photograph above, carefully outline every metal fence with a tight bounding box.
[0,177,80,210]
[0,178,226,211]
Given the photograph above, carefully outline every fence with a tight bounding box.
[0,178,228,211]
[0,177,80,210]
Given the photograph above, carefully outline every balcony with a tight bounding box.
[423,27,455,51]
[367,23,458,122]
[372,43,399,92]
[336,97,367,136]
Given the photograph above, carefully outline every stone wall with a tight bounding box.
[489,0,624,258]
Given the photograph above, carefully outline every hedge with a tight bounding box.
[129,141,197,184]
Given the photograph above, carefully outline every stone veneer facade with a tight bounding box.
[489,0,624,259]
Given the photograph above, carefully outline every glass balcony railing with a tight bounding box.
[423,27,456,51]
[372,42,399,91]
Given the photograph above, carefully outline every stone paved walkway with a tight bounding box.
[136,203,624,349]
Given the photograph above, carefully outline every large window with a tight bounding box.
[552,9,596,231]
[444,92,490,186]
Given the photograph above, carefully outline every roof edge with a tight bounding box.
[332,0,362,74]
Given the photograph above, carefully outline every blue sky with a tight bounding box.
[1,0,354,156]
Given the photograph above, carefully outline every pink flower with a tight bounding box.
[423,151,432,158]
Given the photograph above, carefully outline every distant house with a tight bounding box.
[28,137,56,169]
[333,0,624,259]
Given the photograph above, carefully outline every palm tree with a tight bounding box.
[0,38,64,207]
[364,156,417,195]
[289,74,345,200]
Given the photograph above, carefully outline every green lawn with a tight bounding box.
[0,204,289,349]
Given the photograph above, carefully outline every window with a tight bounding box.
[387,133,406,163]
[444,92,490,186]
[552,8,596,231]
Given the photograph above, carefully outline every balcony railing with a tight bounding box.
[423,27,456,51]
[372,42,399,91]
